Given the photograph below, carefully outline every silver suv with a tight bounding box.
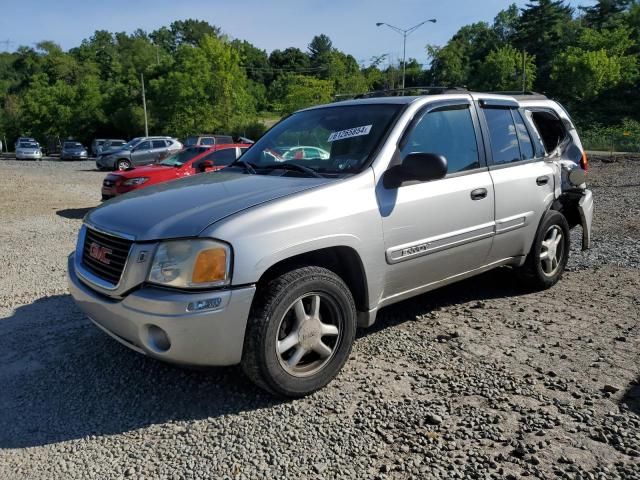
[68,91,593,397]
[96,136,183,170]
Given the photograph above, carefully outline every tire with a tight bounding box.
[116,159,131,170]
[519,209,570,290]
[241,266,357,397]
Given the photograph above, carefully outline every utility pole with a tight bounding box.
[522,50,527,94]
[141,73,149,137]
[376,19,437,90]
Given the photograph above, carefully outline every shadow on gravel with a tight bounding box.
[363,267,527,337]
[56,207,95,220]
[621,378,640,416]
[0,295,281,448]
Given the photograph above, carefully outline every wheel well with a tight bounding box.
[552,192,582,229]
[257,247,369,312]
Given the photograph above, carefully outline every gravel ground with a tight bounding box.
[0,158,638,480]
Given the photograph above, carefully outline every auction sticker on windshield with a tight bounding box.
[328,125,372,142]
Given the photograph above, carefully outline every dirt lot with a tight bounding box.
[0,158,638,479]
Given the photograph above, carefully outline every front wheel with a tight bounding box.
[519,210,570,289]
[241,266,357,397]
[116,159,131,170]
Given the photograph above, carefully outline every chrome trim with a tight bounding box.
[386,222,495,264]
[83,220,137,241]
[494,212,533,235]
[74,225,134,292]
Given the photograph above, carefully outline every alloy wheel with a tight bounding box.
[275,293,342,377]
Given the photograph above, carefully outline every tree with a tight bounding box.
[580,0,632,29]
[271,74,334,114]
[476,46,536,91]
[515,0,573,89]
[308,34,333,75]
[268,48,311,75]
[493,4,520,43]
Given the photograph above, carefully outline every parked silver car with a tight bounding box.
[15,140,43,160]
[96,136,182,170]
[98,139,127,156]
[61,141,89,160]
[68,91,593,397]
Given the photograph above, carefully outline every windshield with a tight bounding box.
[121,138,142,150]
[160,147,209,166]
[64,142,83,149]
[184,137,198,146]
[19,142,38,148]
[236,104,401,175]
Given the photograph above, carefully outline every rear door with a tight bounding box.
[478,100,555,262]
[378,99,495,301]
[151,139,170,162]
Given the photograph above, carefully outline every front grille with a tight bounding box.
[82,228,133,285]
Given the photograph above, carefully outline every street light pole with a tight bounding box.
[140,73,149,137]
[376,19,437,90]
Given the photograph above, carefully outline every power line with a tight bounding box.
[240,65,328,73]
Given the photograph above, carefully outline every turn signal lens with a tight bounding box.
[580,151,588,171]
[192,248,227,284]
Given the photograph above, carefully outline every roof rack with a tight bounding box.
[489,91,549,100]
[335,86,469,100]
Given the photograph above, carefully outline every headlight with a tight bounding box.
[148,239,231,288]
[122,177,149,186]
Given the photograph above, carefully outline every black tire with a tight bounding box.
[241,266,357,397]
[116,159,131,170]
[519,209,570,290]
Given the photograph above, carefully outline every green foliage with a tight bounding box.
[477,46,536,91]
[273,75,334,115]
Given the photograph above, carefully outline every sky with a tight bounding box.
[0,0,595,66]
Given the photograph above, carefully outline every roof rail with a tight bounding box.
[335,86,469,100]
[488,91,549,100]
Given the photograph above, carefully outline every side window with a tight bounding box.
[200,137,215,146]
[513,110,534,160]
[152,140,167,149]
[484,108,520,164]
[136,141,151,150]
[401,105,480,174]
[206,148,237,166]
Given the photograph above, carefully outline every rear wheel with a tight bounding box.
[241,266,356,397]
[116,159,131,170]
[519,210,570,289]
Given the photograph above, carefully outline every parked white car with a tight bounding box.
[16,141,43,160]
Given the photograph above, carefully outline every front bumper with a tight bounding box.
[578,189,594,250]
[16,152,42,159]
[96,157,115,169]
[67,254,256,366]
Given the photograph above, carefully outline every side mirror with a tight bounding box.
[384,152,448,188]
[198,160,214,172]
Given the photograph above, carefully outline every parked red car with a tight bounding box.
[101,144,249,199]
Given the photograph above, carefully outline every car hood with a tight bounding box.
[109,164,176,179]
[86,171,332,241]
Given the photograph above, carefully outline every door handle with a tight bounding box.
[536,176,549,186]
[470,188,488,200]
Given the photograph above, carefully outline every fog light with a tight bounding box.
[187,297,222,312]
[146,325,171,352]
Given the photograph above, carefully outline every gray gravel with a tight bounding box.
[0,158,639,479]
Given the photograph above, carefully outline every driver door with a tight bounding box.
[377,100,495,302]
[130,141,153,165]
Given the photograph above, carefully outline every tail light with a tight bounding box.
[580,150,588,171]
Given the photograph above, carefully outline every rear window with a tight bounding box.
[527,110,568,154]
[484,109,520,165]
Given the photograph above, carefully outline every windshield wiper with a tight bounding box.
[260,163,323,178]
[229,160,256,174]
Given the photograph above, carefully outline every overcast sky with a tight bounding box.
[1,0,595,66]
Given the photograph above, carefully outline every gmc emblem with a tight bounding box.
[89,242,112,265]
